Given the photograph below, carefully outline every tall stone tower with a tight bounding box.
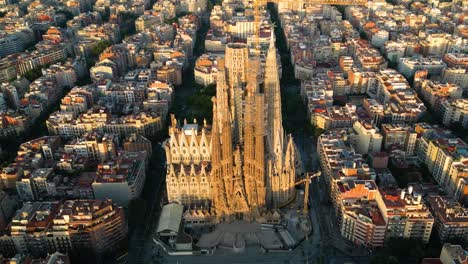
[164,33,300,223]
[210,58,267,222]
[264,31,297,208]
[225,43,249,88]
[265,31,284,158]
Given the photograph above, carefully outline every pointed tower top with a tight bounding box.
[269,28,275,50]
[170,114,177,127]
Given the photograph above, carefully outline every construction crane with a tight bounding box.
[292,171,321,240]
[253,0,368,9]
[294,171,321,216]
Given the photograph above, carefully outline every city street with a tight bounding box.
[128,144,167,264]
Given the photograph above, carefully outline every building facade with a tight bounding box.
[164,35,300,223]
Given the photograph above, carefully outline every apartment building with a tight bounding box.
[7,201,62,256]
[63,132,118,161]
[443,53,468,69]
[423,135,468,200]
[16,168,56,201]
[441,68,467,89]
[351,40,388,72]
[333,180,387,248]
[0,35,23,57]
[440,99,468,129]
[311,104,359,130]
[419,80,463,110]
[375,69,426,123]
[104,112,162,137]
[378,187,434,244]
[398,56,447,79]
[60,93,88,116]
[381,124,417,156]
[92,151,147,206]
[0,191,16,231]
[16,47,68,75]
[52,199,127,254]
[301,78,334,117]
[156,64,182,86]
[123,134,152,156]
[1,199,126,256]
[135,13,163,32]
[383,41,405,64]
[427,196,468,245]
[318,129,373,191]
[0,167,23,189]
[47,109,109,139]
[350,120,383,155]
[194,54,218,86]
[439,243,468,263]
[0,58,17,83]
[362,98,384,126]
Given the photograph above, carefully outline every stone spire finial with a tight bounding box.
[269,27,275,49]
[170,114,177,127]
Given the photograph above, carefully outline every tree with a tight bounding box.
[128,197,147,229]
[186,93,213,121]
[388,61,398,69]
[333,98,346,106]
[119,12,138,37]
[360,31,367,40]
[419,110,437,125]
[371,255,399,264]
[101,11,110,22]
[91,40,112,58]
[23,68,43,81]
[200,84,216,96]
[449,122,468,142]
[314,127,324,139]
[57,9,74,20]
[372,239,426,264]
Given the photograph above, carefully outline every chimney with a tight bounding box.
[417,195,422,204]
[400,190,406,200]
[408,185,413,195]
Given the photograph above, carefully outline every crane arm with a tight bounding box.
[254,0,368,7]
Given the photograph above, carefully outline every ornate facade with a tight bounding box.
[164,33,301,223]
[165,120,212,207]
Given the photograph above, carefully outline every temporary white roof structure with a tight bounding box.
[157,203,184,234]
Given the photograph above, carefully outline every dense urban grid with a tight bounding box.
[0,0,466,262]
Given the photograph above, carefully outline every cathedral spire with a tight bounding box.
[269,28,275,51]
[211,98,221,165]
[265,28,283,159]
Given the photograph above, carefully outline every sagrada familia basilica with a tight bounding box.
[164,34,302,223]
